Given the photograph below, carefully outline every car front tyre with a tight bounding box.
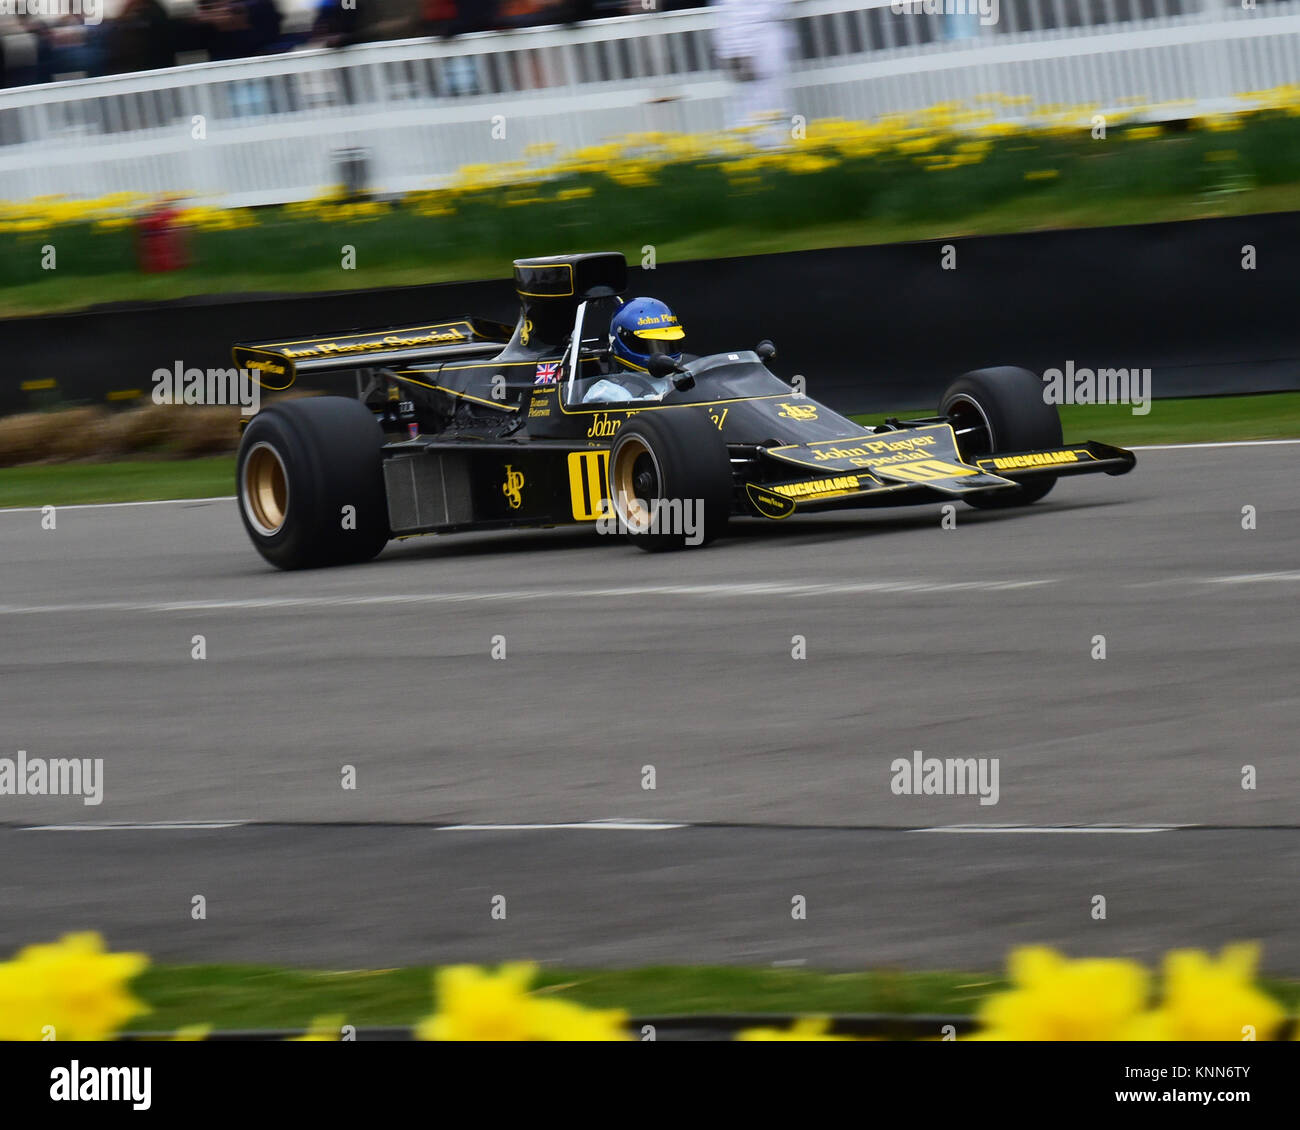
[941,366,1062,509]
[606,409,732,551]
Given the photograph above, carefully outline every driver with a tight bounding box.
[581,297,686,403]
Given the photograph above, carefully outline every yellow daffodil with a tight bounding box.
[972,946,1149,1040]
[1125,945,1284,1041]
[415,963,626,1041]
[0,932,148,1041]
[416,963,539,1041]
[737,1016,856,1041]
[526,997,628,1041]
[289,1014,347,1041]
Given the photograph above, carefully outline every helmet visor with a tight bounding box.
[636,325,686,341]
[618,327,683,357]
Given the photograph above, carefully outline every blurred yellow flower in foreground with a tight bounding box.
[416,963,627,1041]
[1125,945,1283,1041]
[289,1014,347,1041]
[972,946,1149,1040]
[737,1016,857,1041]
[0,932,148,1041]
[527,997,630,1041]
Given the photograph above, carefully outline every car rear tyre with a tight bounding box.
[237,397,390,570]
[941,366,1061,509]
[606,409,732,551]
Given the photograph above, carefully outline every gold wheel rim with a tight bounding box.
[242,442,289,535]
[611,435,655,532]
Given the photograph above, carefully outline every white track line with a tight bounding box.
[1206,571,1300,585]
[0,578,1057,616]
[7,571,1295,616]
[437,821,686,832]
[0,496,233,514]
[1127,571,1300,588]
[913,825,1184,834]
[1129,438,1300,451]
[12,821,1194,834]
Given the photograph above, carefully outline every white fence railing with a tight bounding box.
[0,0,1297,206]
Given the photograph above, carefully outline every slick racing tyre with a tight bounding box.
[940,366,1062,509]
[606,409,732,552]
[237,397,390,570]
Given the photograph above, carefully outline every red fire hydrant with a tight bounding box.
[137,203,190,273]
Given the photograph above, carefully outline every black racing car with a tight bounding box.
[232,251,1135,569]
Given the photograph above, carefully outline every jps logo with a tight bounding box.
[778,402,818,421]
[502,465,525,509]
[586,413,621,439]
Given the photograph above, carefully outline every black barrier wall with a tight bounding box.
[3,212,1298,417]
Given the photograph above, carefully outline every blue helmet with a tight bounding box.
[609,297,686,372]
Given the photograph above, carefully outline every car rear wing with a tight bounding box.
[232,317,513,391]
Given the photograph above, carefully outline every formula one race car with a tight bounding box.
[233,252,1135,569]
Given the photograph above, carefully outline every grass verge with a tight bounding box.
[0,455,234,508]
[125,962,1300,1033]
[1,393,1295,510]
[853,390,1300,447]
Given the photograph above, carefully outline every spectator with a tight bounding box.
[712,0,793,136]
[48,15,108,79]
[18,14,55,84]
[418,0,501,37]
[498,0,566,28]
[307,0,362,47]
[104,0,174,74]
[351,0,425,42]
[1,16,40,87]
[192,0,283,63]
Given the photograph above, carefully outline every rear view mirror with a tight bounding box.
[647,353,679,378]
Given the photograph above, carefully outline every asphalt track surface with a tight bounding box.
[1,442,1297,971]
